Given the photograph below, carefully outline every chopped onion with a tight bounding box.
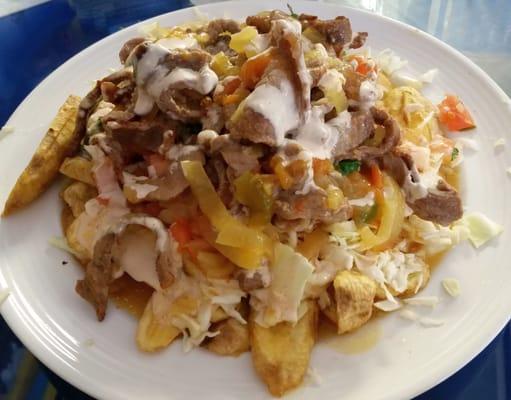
[374,299,402,312]
[0,288,10,306]
[399,309,419,321]
[494,138,506,148]
[403,296,439,308]
[419,69,439,84]
[442,278,461,297]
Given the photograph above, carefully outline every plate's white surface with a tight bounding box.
[1,1,511,399]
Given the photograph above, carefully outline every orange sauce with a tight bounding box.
[318,317,382,355]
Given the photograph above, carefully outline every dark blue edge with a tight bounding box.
[0,1,509,399]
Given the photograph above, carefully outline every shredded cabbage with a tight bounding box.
[405,215,469,255]
[460,212,503,248]
[252,243,313,327]
[354,247,426,299]
[376,49,408,75]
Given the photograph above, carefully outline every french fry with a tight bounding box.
[333,270,376,334]
[206,318,249,356]
[60,156,95,186]
[136,293,198,352]
[65,215,92,263]
[61,203,75,236]
[3,95,82,216]
[250,300,318,397]
[61,181,97,218]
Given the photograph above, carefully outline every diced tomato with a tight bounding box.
[353,56,375,76]
[312,158,333,177]
[170,218,193,253]
[438,95,475,131]
[240,51,272,89]
[369,164,383,189]
[146,153,170,177]
[96,196,110,206]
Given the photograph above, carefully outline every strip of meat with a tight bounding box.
[228,19,310,146]
[334,110,374,157]
[119,37,146,64]
[205,18,241,53]
[336,108,400,161]
[246,10,288,33]
[127,44,217,121]
[411,180,463,226]
[76,232,121,321]
[299,14,352,53]
[382,152,462,226]
[76,215,181,320]
[210,134,261,176]
[274,189,352,227]
[349,32,368,49]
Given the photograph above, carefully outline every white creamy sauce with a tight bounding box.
[134,89,155,115]
[273,19,312,110]
[358,79,382,110]
[294,106,339,160]
[119,227,161,290]
[157,36,198,50]
[86,101,115,135]
[244,73,300,146]
[318,69,345,93]
[111,216,169,253]
[122,172,158,199]
[131,43,218,116]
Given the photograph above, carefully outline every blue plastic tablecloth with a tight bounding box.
[0,1,510,399]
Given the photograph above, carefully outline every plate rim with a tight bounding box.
[1,2,510,399]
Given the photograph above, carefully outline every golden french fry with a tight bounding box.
[250,300,318,397]
[333,270,376,334]
[136,294,198,352]
[3,95,82,216]
[61,203,75,236]
[61,181,97,218]
[65,215,92,264]
[206,318,249,356]
[211,306,229,323]
[137,295,181,352]
[59,156,95,186]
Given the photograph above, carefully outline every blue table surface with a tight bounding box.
[0,1,510,399]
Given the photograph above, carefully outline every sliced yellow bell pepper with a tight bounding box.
[181,160,270,269]
[234,172,274,226]
[358,174,405,251]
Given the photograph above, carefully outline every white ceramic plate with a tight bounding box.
[1,1,511,399]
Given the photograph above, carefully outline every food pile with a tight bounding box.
[3,8,501,396]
